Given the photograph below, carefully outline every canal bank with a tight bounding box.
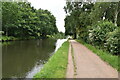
[34,41,69,78]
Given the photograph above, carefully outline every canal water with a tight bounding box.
[2,39,67,78]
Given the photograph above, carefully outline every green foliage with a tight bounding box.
[90,2,120,25]
[2,2,19,36]
[34,41,69,78]
[64,2,94,39]
[2,2,58,39]
[88,20,119,55]
[50,32,66,39]
[105,28,120,54]
[0,36,17,41]
[77,40,119,71]
[0,31,4,35]
[64,1,120,55]
[36,9,58,37]
[88,20,117,46]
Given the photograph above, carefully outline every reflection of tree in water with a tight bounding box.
[2,39,56,78]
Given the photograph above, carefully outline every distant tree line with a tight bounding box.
[64,1,120,55]
[2,2,58,39]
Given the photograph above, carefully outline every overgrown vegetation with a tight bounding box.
[2,2,58,40]
[0,36,17,42]
[106,27,120,54]
[87,21,119,55]
[76,40,119,71]
[64,1,120,55]
[49,32,66,39]
[34,41,69,78]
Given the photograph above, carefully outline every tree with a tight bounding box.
[91,2,120,26]
[2,2,19,36]
[2,2,58,38]
[64,1,93,39]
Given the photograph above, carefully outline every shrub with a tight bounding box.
[88,20,117,47]
[50,33,66,39]
[1,36,17,41]
[0,31,4,35]
[105,28,120,55]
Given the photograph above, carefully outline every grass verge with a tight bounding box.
[34,41,69,78]
[76,40,119,71]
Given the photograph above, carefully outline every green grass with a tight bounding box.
[34,41,69,78]
[76,40,119,71]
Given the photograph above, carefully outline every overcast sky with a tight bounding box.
[28,0,66,33]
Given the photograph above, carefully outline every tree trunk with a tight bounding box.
[114,3,119,26]
[114,10,118,26]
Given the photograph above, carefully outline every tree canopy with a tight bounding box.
[2,2,58,38]
[64,1,120,55]
[64,1,120,39]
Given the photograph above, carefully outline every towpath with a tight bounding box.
[66,40,118,78]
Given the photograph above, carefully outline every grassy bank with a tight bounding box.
[76,40,119,71]
[34,41,69,78]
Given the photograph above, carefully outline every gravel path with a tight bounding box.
[66,40,118,78]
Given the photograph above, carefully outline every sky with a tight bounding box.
[28,0,66,33]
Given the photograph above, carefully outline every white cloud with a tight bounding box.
[28,0,66,33]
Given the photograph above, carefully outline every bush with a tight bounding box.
[0,31,4,35]
[88,20,117,47]
[50,33,66,39]
[105,28,120,55]
[1,36,17,41]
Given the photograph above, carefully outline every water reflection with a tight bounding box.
[26,39,67,78]
[2,39,56,78]
[2,39,67,78]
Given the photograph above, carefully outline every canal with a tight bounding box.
[2,39,67,78]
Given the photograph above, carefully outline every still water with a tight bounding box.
[2,39,67,78]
